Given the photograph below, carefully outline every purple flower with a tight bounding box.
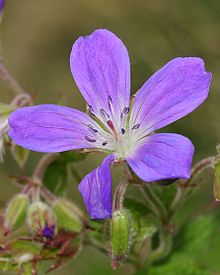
[8,29,212,219]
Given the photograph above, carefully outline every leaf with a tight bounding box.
[43,151,86,196]
[143,215,220,275]
[152,183,177,208]
[125,198,150,218]
[43,160,67,196]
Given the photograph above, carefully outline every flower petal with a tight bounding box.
[78,154,115,219]
[8,104,98,152]
[126,133,194,182]
[70,29,130,128]
[130,57,211,136]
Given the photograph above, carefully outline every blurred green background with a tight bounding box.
[0,0,220,274]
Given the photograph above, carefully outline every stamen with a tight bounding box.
[132,123,140,130]
[123,106,130,114]
[102,141,108,146]
[85,135,96,143]
[121,128,125,135]
[120,106,130,119]
[100,108,110,120]
[107,120,119,140]
[88,124,98,133]
[88,105,96,116]
[108,95,113,109]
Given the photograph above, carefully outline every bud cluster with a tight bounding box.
[3,183,85,238]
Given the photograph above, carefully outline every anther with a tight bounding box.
[132,123,140,130]
[108,95,113,104]
[102,141,108,146]
[123,106,130,114]
[120,106,130,119]
[88,105,96,116]
[88,124,98,133]
[100,108,110,120]
[85,135,96,143]
[121,128,125,135]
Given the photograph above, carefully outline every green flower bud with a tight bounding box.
[4,194,29,235]
[214,160,220,201]
[111,209,133,268]
[27,201,56,239]
[52,198,84,233]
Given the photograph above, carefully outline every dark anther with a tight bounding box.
[108,95,113,111]
[88,124,98,132]
[121,106,130,119]
[123,106,130,114]
[102,141,108,146]
[108,95,113,103]
[132,123,140,130]
[100,108,110,120]
[121,128,125,135]
[85,135,96,143]
[88,105,96,116]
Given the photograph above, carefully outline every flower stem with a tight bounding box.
[144,227,172,267]
[0,62,25,95]
[140,184,168,223]
[170,156,215,215]
[33,153,59,182]
[113,179,129,211]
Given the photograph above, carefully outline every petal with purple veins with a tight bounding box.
[8,104,99,153]
[78,154,115,219]
[70,29,130,128]
[130,57,211,136]
[126,133,194,182]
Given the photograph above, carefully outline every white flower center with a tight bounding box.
[84,100,145,159]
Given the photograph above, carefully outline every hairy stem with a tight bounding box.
[0,62,25,95]
[140,183,168,223]
[170,156,215,215]
[144,227,172,267]
[113,179,129,211]
[33,153,59,182]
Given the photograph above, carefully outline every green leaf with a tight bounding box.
[144,215,220,274]
[152,183,177,208]
[125,198,150,218]
[58,151,86,164]
[43,160,67,196]
[43,151,86,196]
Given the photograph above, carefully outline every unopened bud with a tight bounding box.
[27,201,56,239]
[214,160,220,201]
[4,193,29,235]
[52,198,84,233]
[111,209,133,269]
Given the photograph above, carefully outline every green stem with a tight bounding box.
[0,62,25,95]
[113,179,129,211]
[169,156,215,217]
[145,227,172,267]
[32,153,59,182]
[140,184,168,223]
[71,167,82,183]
